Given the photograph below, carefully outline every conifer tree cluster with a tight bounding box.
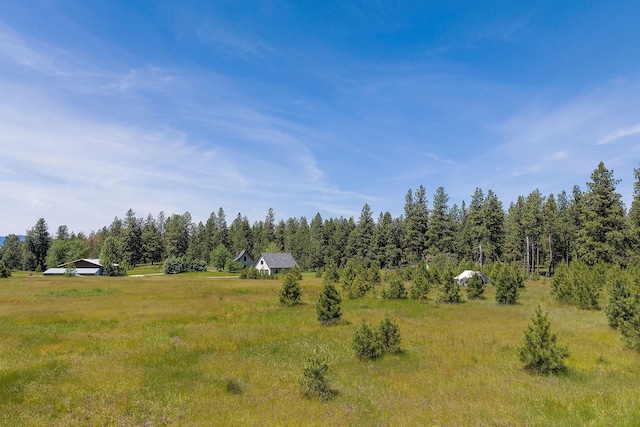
[352,315,402,360]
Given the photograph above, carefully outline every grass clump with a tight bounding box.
[226,379,242,395]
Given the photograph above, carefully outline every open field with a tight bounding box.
[1,273,639,426]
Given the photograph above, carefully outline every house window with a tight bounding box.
[243,256,246,262]
[260,260,264,265]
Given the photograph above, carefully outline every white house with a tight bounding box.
[253,253,299,275]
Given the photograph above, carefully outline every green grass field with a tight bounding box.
[1,273,639,426]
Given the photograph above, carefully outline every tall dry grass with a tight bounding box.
[0,274,638,426]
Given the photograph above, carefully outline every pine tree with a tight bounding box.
[352,320,382,360]
[299,352,335,401]
[377,314,402,354]
[382,272,407,299]
[436,264,461,303]
[577,162,626,265]
[316,283,342,325]
[427,187,455,255]
[0,260,10,278]
[278,272,302,306]
[494,263,519,304]
[466,273,485,299]
[24,218,52,272]
[403,186,429,264]
[100,236,125,276]
[605,269,637,329]
[517,306,569,375]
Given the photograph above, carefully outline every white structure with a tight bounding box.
[454,270,489,286]
[43,259,105,276]
[254,253,299,275]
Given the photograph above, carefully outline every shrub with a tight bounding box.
[352,319,382,360]
[465,273,485,300]
[0,260,10,278]
[436,268,461,304]
[377,314,402,354]
[516,306,569,375]
[225,260,245,273]
[163,256,207,274]
[494,264,519,305]
[551,264,573,304]
[226,379,242,395]
[382,272,407,299]
[299,353,336,401]
[323,260,340,285]
[605,271,637,329]
[316,282,342,325]
[348,274,369,299]
[278,272,302,306]
[410,275,430,301]
[620,311,640,352]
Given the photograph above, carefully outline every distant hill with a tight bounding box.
[0,235,26,247]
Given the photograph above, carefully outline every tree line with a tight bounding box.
[1,161,639,274]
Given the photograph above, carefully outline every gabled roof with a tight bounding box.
[233,250,252,262]
[256,252,298,269]
[58,259,103,268]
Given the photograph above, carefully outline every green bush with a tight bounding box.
[0,260,10,278]
[352,316,403,360]
[436,268,461,304]
[299,353,336,401]
[164,256,207,274]
[278,272,302,306]
[465,273,485,300]
[316,282,342,325]
[494,264,519,305]
[348,274,369,298]
[382,272,407,299]
[377,314,402,354]
[410,275,430,301]
[226,379,242,395]
[516,306,569,375]
[352,319,382,360]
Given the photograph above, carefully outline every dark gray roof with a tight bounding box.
[233,250,251,262]
[58,259,103,268]
[258,252,298,269]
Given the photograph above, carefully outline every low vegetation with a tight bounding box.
[1,271,640,425]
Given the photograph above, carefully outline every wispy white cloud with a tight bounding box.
[597,123,640,145]
[0,20,50,69]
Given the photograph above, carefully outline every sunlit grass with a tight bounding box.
[0,274,638,425]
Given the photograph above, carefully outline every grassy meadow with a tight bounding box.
[1,272,639,426]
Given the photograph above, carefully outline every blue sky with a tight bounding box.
[2,1,640,235]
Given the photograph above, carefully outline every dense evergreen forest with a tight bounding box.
[2,161,640,274]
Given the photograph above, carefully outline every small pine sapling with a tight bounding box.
[278,272,302,306]
[436,268,461,303]
[517,305,569,375]
[410,275,430,301]
[300,352,336,401]
[352,319,382,360]
[465,273,485,300]
[316,282,342,325]
[377,314,402,354]
[382,272,407,299]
